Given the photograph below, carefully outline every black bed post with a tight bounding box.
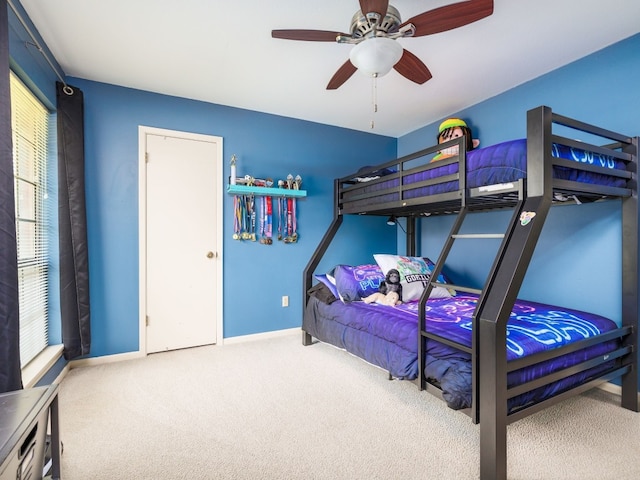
[302,178,343,346]
[406,216,417,256]
[478,106,553,480]
[621,136,639,412]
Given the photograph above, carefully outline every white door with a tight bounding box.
[140,128,222,353]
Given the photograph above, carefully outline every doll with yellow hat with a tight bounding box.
[431,118,479,162]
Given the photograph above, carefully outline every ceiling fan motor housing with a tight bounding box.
[350,5,401,39]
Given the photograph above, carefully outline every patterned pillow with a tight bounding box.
[373,254,452,301]
[333,264,385,302]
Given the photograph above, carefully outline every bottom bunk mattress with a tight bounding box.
[303,293,618,411]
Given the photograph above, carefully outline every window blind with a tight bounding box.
[10,71,51,367]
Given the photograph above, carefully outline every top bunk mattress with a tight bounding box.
[341,139,628,212]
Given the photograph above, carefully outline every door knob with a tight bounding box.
[207,251,216,259]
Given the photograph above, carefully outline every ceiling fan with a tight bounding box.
[272,0,494,90]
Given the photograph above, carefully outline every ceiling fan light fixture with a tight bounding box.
[349,37,403,77]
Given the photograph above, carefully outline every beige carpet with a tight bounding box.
[57,332,640,479]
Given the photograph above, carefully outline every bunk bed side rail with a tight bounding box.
[506,326,633,372]
[507,347,632,400]
[507,365,631,424]
[552,135,633,162]
[546,114,636,198]
[552,156,632,180]
[336,140,451,184]
[340,157,460,202]
[338,137,467,216]
[551,111,633,144]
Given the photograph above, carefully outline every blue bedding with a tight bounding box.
[342,139,627,208]
[303,294,618,411]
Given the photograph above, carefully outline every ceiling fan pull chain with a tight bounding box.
[370,74,378,129]
[373,74,378,113]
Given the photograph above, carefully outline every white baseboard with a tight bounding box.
[597,381,640,405]
[598,382,622,396]
[62,329,297,371]
[222,327,299,345]
[68,350,145,369]
[46,350,148,385]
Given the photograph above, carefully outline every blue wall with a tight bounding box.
[8,0,640,380]
[71,79,396,355]
[9,0,398,358]
[398,33,640,326]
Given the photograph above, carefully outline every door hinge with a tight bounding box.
[146,315,150,326]
[145,152,149,163]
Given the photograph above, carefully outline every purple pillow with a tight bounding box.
[333,264,385,302]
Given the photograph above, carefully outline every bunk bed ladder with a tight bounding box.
[416,195,524,395]
[418,207,464,390]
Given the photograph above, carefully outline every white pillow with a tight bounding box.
[373,254,452,301]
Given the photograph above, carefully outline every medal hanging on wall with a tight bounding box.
[282,174,301,243]
[283,197,295,243]
[240,195,247,240]
[266,196,273,243]
[286,196,293,239]
[241,195,250,240]
[233,195,241,240]
[248,194,256,241]
[259,196,273,245]
[232,194,254,241]
[276,196,282,241]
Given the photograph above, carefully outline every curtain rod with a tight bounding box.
[7,0,73,95]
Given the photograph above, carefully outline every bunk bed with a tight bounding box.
[302,106,639,480]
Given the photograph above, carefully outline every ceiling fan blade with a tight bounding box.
[359,0,389,18]
[326,60,358,90]
[393,49,432,85]
[400,0,493,37]
[271,29,348,42]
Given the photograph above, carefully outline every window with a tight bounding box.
[10,71,52,367]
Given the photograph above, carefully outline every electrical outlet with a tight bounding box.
[282,295,289,307]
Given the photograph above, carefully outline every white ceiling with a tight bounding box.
[19,0,640,137]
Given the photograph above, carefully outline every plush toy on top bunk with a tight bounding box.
[431,118,480,162]
[363,269,403,306]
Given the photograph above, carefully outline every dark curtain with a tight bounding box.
[0,0,23,393]
[57,81,91,360]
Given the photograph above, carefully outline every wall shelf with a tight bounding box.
[227,184,307,198]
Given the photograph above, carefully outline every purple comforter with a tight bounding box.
[304,294,618,411]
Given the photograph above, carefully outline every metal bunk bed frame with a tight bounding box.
[302,105,639,480]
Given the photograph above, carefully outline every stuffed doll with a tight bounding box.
[363,269,403,306]
[431,118,479,162]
